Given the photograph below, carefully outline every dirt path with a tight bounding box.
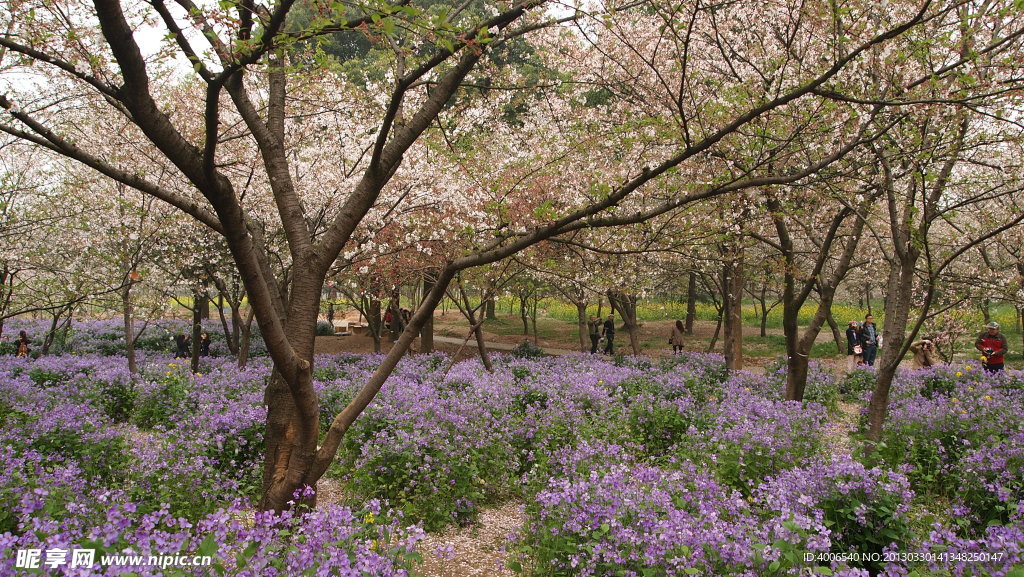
[825,401,863,459]
[417,502,524,577]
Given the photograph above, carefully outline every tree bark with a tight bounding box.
[519,290,529,336]
[608,290,641,355]
[685,272,697,334]
[365,296,383,353]
[825,309,845,354]
[721,252,744,371]
[576,300,588,352]
[420,272,435,353]
[865,255,917,447]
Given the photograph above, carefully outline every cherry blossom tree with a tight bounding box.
[3,0,1018,511]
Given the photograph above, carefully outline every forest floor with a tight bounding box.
[314,310,848,370]
[312,311,863,577]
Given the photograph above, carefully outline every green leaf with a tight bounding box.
[196,534,219,558]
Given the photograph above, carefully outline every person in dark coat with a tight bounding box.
[199,332,211,357]
[859,314,879,366]
[587,315,601,354]
[845,321,863,370]
[174,333,191,358]
[601,314,616,355]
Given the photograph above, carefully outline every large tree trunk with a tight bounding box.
[721,253,744,371]
[685,272,697,334]
[365,296,383,354]
[865,252,918,448]
[258,272,322,511]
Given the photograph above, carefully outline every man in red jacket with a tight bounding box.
[975,321,1009,372]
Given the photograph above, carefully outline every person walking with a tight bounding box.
[860,314,879,366]
[669,320,685,354]
[587,314,602,354]
[846,321,863,369]
[975,321,1008,372]
[909,337,939,369]
[601,313,616,355]
[15,330,30,357]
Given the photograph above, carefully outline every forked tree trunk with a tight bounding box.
[258,277,322,511]
[608,291,641,355]
[825,309,845,354]
[707,309,723,353]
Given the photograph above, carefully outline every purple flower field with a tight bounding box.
[1,323,1022,576]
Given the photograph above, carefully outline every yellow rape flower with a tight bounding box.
[364,513,375,524]
[951,398,959,403]
[984,395,993,401]
[955,372,963,377]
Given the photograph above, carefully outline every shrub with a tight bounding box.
[30,428,133,484]
[756,456,915,574]
[132,367,196,430]
[871,374,1022,497]
[839,368,875,401]
[513,450,760,576]
[510,340,546,359]
[316,320,335,336]
[952,432,1024,536]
